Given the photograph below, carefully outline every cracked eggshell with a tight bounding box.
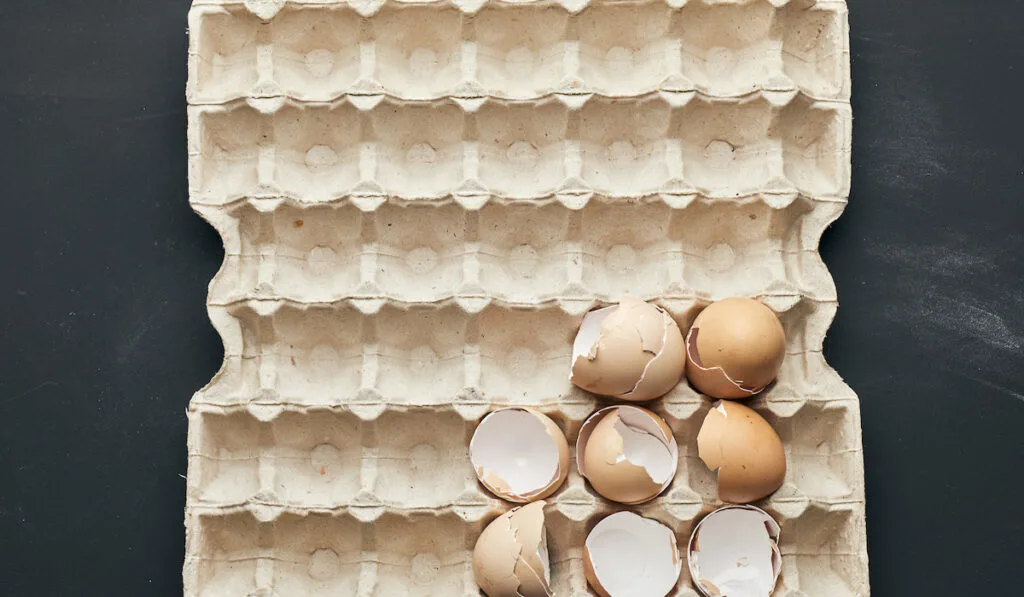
[571,296,685,402]
[583,511,682,597]
[576,406,679,505]
[470,408,570,503]
[688,505,782,597]
[698,401,786,504]
[685,298,785,400]
[473,501,553,597]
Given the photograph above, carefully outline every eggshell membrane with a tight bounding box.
[470,408,570,503]
[577,406,678,505]
[630,309,686,402]
[510,503,551,596]
[697,401,786,504]
[583,511,682,597]
[582,545,612,597]
[687,505,782,597]
[473,512,525,597]
[473,501,553,597]
[685,298,785,400]
[571,296,685,402]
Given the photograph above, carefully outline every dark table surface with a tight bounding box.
[2,1,1023,595]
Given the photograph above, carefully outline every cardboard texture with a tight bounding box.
[185,0,865,595]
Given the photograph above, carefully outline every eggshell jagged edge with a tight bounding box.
[571,296,685,402]
[473,501,554,597]
[576,405,679,504]
[583,511,682,597]
[685,326,762,399]
[581,412,672,504]
[687,505,782,597]
[696,401,787,504]
[470,408,570,503]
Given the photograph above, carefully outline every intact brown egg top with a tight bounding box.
[697,401,787,504]
[686,297,785,399]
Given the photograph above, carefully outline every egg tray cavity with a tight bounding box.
[185,0,865,595]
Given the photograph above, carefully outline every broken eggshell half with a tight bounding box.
[470,408,570,503]
[697,401,786,504]
[685,298,785,400]
[583,511,682,597]
[576,405,679,504]
[473,500,554,597]
[571,296,685,402]
[688,505,782,597]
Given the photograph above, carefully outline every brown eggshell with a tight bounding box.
[577,407,678,505]
[510,502,551,596]
[571,296,685,402]
[473,511,525,597]
[697,401,786,504]
[572,306,651,396]
[628,306,686,402]
[472,501,552,597]
[685,298,785,400]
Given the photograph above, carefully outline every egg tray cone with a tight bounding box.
[184,1,865,596]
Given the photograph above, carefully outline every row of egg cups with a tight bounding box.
[468,295,790,597]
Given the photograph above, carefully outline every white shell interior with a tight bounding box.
[614,408,676,485]
[539,532,551,586]
[571,305,617,368]
[470,409,560,497]
[587,511,681,597]
[690,507,782,597]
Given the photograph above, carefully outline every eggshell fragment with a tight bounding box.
[473,501,553,597]
[470,408,570,503]
[685,298,785,399]
[576,406,678,504]
[583,511,682,597]
[688,505,782,597]
[697,401,786,504]
[571,296,685,402]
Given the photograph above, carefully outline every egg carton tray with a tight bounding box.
[184,0,865,596]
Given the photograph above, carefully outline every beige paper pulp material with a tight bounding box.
[185,0,865,595]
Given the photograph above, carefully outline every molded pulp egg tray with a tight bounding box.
[184,0,865,594]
